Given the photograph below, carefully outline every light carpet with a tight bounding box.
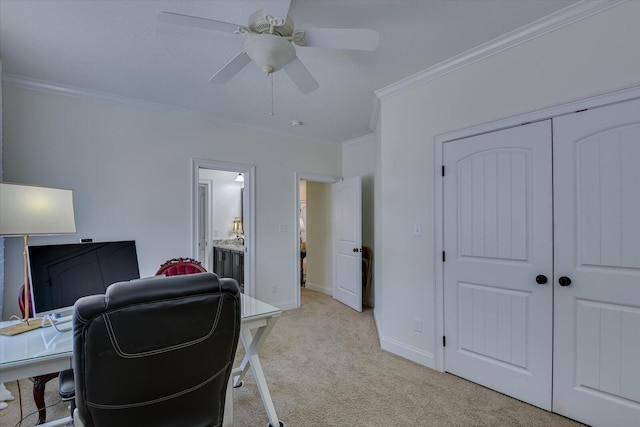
[1,287,583,426]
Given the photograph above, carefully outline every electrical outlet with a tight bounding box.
[214,230,219,237]
[272,284,278,293]
[414,318,422,332]
[279,224,287,232]
[413,224,422,237]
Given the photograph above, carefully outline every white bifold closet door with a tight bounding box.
[443,98,640,427]
[443,120,554,410]
[553,98,640,427]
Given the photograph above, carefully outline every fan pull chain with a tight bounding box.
[269,73,274,116]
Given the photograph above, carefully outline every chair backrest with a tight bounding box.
[362,246,372,285]
[362,246,373,305]
[155,257,207,276]
[18,285,34,318]
[72,272,241,427]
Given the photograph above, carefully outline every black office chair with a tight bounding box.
[59,272,241,427]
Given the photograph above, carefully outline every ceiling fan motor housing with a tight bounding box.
[247,10,295,36]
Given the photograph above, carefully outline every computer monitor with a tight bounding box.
[28,240,140,317]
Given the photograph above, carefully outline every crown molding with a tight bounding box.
[1,74,337,146]
[369,0,627,131]
[342,133,375,147]
[2,73,214,119]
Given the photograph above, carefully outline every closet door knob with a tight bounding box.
[558,276,572,287]
[535,275,548,285]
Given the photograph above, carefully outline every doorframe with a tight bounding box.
[433,82,640,372]
[294,172,341,309]
[193,158,256,296]
[198,179,213,272]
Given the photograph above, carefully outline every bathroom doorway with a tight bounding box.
[193,158,255,296]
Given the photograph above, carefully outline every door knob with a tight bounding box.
[558,276,572,287]
[535,275,548,285]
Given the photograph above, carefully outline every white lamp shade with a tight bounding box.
[244,34,296,73]
[0,182,76,236]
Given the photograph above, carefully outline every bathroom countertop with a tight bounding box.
[213,240,245,252]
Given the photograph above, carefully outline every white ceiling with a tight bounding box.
[0,0,577,144]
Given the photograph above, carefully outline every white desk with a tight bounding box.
[0,293,282,427]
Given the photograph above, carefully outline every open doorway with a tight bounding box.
[298,180,332,295]
[296,173,369,312]
[295,173,340,308]
[193,159,255,296]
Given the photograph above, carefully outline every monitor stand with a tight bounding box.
[41,314,73,332]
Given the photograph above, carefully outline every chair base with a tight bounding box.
[35,415,72,427]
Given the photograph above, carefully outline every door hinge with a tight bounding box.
[443,336,446,347]
[441,165,445,177]
[442,251,446,262]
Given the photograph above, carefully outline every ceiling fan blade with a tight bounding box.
[283,57,319,94]
[295,28,379,51]
[157,11,248,34]
[264,0,292,22]
[209,51,252,84]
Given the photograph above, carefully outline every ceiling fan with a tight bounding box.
[157,1,379,94]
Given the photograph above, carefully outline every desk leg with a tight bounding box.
[233,318,276,386]
[223,376,233,427]
[234,317,281,427]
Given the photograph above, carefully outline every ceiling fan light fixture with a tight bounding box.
[244,34,296,74]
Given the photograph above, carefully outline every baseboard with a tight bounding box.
[373,308,382,340]
[273,298,298,311]
[380,335,435,369]
[305,282,332,296]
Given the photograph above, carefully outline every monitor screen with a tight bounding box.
[28,240,140,317]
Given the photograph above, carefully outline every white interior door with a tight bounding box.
[443,121,553,410]
[333,176,362,312]
[553,99,640,426]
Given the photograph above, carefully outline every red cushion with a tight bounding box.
[163,264,204,276]
[155,258,206,276]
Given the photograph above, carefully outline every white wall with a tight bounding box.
[1,85,341,319]
[377,2,640,367]
[342,134,376,306]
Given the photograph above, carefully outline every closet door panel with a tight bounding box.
[443,120,553,410]
[553,98,640,427]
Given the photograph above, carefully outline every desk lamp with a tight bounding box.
[0,182,76,324]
